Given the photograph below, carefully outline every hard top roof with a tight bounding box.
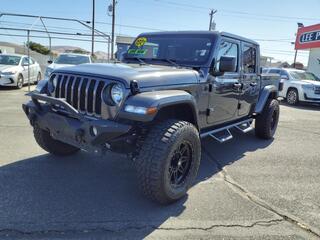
[138,30,259,46]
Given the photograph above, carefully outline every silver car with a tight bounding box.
[0,54,42,89]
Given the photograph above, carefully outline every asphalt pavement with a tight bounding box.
[0,86,319,239]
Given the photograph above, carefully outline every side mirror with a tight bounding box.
[210,56,237,76]
[22,62,29,67]
[219,56,237,73]
[47,60,53,64]
[281,75,289,80]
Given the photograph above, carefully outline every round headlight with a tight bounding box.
[110,83,124,105]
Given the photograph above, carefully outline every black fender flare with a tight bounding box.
[254,85,278,114]
[118,90,199,126]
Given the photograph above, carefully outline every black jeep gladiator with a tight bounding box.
[23,31,280,204]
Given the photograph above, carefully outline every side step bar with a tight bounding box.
[200,119,253,143]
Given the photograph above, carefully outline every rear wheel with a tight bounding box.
[34,125,79,156]
[255,99,280,139]
[135,120,201,204]
[16,74,24,89]
[286,88,299,105]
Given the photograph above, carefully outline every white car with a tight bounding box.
[264,68,320,105]
[0,54,42,89]
[45,53,92,78]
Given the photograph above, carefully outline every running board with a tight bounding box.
[200,119,254,143]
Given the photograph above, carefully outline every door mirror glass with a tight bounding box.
[219,56,237,73]
[280,75,289,80]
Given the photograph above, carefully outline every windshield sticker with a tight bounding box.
[135,37,147,47]
[128,49,148,55]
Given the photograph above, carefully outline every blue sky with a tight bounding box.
[1,0,320,64]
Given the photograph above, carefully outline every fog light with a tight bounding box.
[91,126,98,137]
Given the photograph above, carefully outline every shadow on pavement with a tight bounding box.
[0,130,273,238]
[280,100,320,111]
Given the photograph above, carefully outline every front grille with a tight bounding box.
[315,86,320,95]
[53,74,107,116]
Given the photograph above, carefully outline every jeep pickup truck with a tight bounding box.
[23,31,280,204]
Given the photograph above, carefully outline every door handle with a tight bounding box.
[250,82,258,87]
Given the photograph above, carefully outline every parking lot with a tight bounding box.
[0,87,319,239]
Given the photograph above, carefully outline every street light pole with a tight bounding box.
[91,0,95,57]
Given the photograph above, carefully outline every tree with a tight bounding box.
[71,48,89,54]
[26,41,51,55]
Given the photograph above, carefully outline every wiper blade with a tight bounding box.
[131,57,146,65]
[155,58,180,68]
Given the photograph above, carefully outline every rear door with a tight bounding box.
[238,43,260,116]
[207,38,241,125]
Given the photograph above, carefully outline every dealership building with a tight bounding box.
[295,23,320,77]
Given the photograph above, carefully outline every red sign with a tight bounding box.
[295,24,320,50]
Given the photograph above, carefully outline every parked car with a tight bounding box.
[0,54,42,89]
[23,31,280,204]
[264,68,320,105]
[45,53,92,78]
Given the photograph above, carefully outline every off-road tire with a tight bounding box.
[135,119,201,204]
[255,99,280,139]
[16,74,24,89]
[286,88,299,105]
[33,125,79,156]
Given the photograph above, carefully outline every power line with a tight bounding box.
[151,0,320,22]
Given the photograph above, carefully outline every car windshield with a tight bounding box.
[124,34,217,66]
[290,71,320,81]
[0,55,21,66]
[55,55,90,65]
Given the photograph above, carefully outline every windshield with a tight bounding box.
[55,55,90,65]
[290,71,320,81]
[124,34,217,66]
[0,55,21,66]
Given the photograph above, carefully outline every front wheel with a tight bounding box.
[16,75,24,89]
[135,120,201,204]
[34,125,80,156]
[286,88,299,105]
[255,99,280,139]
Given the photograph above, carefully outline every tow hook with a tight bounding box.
[75,129,85,143]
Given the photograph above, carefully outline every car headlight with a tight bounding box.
[110,83,124,105]
[1,71,16,75]
[302,84,314,90]
[48,75,57,93]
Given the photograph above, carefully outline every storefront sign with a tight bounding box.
[295,24,320,50]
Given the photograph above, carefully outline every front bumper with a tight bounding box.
[302,89,320,103]
[0,74,17,86]
[22,93,132,154]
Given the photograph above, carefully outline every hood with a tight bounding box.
[48,63,75,70]
[0,65,19,73]
[300,79,320,86]
[54,63,200,88]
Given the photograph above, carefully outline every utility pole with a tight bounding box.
[209,9,217,31]
[91,0,95,57]
[108,0,117,60]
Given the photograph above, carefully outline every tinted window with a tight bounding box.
[0,55,21,66]
[125,34,217,66]
[55,55,90,65]
[216,40,238,72]
[269,69,281,74]
[243,45,257,73]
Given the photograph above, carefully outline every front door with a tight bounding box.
[238,43,260,116]
[207,38,241,125]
